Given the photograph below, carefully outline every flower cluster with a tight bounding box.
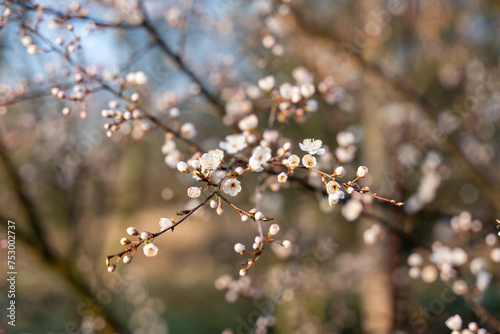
[407,212,496,297]
[86,71,403,275]
[101,98,145,138]
[106,218,170,272]
[445,314,489,334]
[214,275,262,303]
[234,223,291,276]
[107,129,400,273]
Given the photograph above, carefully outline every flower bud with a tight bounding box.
[132,109,141,119]
[334,166,345,177]
[187,186,202,198]
[120,238,131,245]
[140,231,150,240]
[234,243,246,254]
[356,166,368,178]
[143,243,159,257]
[127,227,139,236]
[177,161,189,173]
[169,107,180,118]
[254,212,263,221]
[122,255,132,264]
[234,167,245,175]
[269,224,280,236]
[282,240,292,248]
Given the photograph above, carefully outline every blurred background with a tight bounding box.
[1,0,500,333]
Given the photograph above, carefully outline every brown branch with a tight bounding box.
[153,189,217,237]
[139,3,226,116]
[15,1,142,29]
[19,22,205,153]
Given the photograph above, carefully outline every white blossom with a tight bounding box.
[249,156,264,172]
[300,83,315,98]
[219,134,248,154]
[277,172,288,183]
[341,199,363,221]
[222,179,242,197]
[238,114,259,131]
[279,82,293,100]
[143,243,159,257]
[181,122,197,139]
[187,187,202,198]
[299,139,326,155]
[291,86,302,103]
[491,248,500,262]
[159,218,172,230]
[199,150,223,171]
[288,154,300,169]
[258,75,275,91]
[328,192,344,205]
[421,265,438,283]
[252,146,272,163]
[407,253,423,267]
[336,131,355,147]
[262,129,279,143]
[335,146,356,163]
[302,154,317,169]
[445,315,463,331]
[325,181,341,195]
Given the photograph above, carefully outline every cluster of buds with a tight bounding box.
[106,220,167,272]
[51,85,88,118]
[121,71,147,87]
[214,275,262,303]
[445,314,489,334]
[20,34,39,55]
[234,223,292,276]
[260,76,319,123]
[101,96,144,137]
[318,76,344,104]
[407,213,499,298]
